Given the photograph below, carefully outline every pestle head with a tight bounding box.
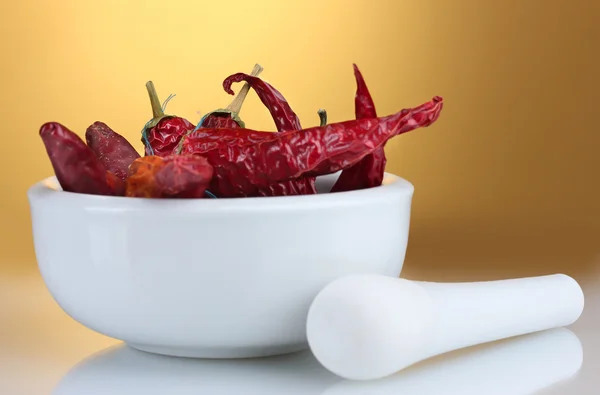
[306,274,435,380]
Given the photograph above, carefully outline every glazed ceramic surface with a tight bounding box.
[27,172,413,358]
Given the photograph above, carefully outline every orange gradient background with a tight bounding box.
[0,0,598,279]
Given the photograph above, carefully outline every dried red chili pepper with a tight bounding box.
[181,96,444,197]
[215,71,322,196]
[200,64,263,129]
[85,121,140,181]
[179,128,273,153]
[39,122,124,196]
[222,72,302,132]
[141,81,195,157]
[181,113,330,153]
[331,64,386,193]
[179,128,318,197]
[125,154,213,198]
[352,65,377,119]
[180,109,322,197]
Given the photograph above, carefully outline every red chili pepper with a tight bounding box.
[125,154,213,198]
[222,72,302,132]
[182,96,443,197]
[352,65,377,119]
[179,129,315,197]
[200,64,264,129]
[206,70,320,196]
[85,121,140,181]
[141,81,195,157]
[179,128,273,153]
[39,122,124,196]
[331,64,386,192]
[180,128,319,197]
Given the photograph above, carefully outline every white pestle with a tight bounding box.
[306,273,584,381]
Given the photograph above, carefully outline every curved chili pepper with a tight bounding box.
[141,81,195,157]
[201,64,264,129]
[39,122,124,196]
[125,154,213,198]
[331,64,386,192]
[85,121,140,181]
[172,65,266,152]
[182,70,320,197]
[182,96,443,197]
[222,73,302,132]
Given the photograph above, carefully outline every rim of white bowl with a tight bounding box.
[27,173,414,211]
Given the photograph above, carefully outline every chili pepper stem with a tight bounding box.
[318,109,327,126]
[225,64,263,114]
[146,81,165,119]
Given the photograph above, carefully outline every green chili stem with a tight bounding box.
[318,109,327,126]
[226,64,263,114]
[146,81,165,119]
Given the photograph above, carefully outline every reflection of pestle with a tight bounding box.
[323,328,583,395]
[52,347,340,395]
[307,274,584,380]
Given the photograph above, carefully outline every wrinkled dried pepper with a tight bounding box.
[181,128,321,197]
[181,96,443,197]
[39,122,124,196]
[200,64,263,129]
[191,69,318,197]
[179,127,317,197]
[222,72,302,132]
[125,154,213,198]
[141,81,195,157]
[180,128,272,153]
[86,121,140,181]
[331,64,386,192]
[183,109,326,153]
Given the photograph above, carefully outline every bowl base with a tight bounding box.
[126,342,308,359]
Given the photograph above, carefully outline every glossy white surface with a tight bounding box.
[53,328,581,395]
[1,270,598,394]
[307,274,584,380]
[26,173,413,358]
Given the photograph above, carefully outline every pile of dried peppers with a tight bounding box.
[39,64,444,199]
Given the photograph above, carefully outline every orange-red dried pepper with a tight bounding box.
[125,154,213,198]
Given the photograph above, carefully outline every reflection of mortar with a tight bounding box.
[52,347,340,395]
[53,328,581,395]
[325,328,582,395]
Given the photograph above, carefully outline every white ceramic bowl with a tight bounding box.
[28,172,413,358]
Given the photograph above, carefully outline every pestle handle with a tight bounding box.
[418,274,584,358]
[306,274,584,381]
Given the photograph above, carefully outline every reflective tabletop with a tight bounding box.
[2,224,599,394]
